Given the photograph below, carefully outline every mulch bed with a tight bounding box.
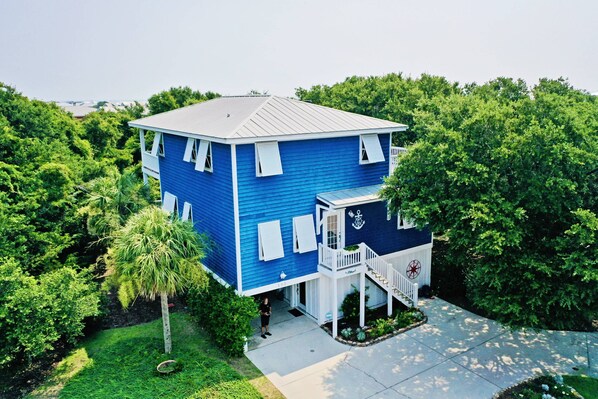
[321,300,427,346]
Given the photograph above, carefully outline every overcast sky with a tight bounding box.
[1,0,596,101]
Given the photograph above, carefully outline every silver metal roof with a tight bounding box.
[129,96,406,143]
[317,184,383,208]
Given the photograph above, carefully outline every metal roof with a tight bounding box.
[129,96,406,143]
[317,184,383,208]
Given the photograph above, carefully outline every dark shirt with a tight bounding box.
[260,302,271,316]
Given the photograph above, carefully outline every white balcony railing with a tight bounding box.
[141,151,160,179]
[318,243,362,271]
[389,146,407,174]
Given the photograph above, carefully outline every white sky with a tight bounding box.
[1,0,597,101]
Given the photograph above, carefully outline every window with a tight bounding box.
[360,134,385,164]
[162,191,178,215]
[397,212,415,229]
[150,132,165,157]
[258,220,284,261]
[182,202,193,222]
[255,142,283,177]
[184,138,212,172]
[293,215,317,253]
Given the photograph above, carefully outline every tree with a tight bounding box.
[380,81,598,329]
[110,206,208,353]
[148,86,220,115]
[0,259,99,369]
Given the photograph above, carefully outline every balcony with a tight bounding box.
[389,146,407,174]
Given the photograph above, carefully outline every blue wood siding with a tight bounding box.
[344,202,431,254]
[159,134,237,287]
[236,135,393,291]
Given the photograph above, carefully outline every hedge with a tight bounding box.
[187,274,258,357]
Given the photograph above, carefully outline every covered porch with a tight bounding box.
[316,184,419,338]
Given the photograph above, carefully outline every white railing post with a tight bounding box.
[412,283,419,308]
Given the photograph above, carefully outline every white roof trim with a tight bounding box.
[317,184,383,208]
[129,124,405,145]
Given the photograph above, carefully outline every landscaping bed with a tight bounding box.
[493,374,597,399]
[322,298,426,346]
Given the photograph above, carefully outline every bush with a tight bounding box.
[369,317,396,338]
[0,259,100,369]
[340,327,353,339]
[187,274,258,357]
[340,285,369,323]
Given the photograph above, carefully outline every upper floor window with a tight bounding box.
[293,214,318,254]
[255,141,283,177]
[184,138,213,173]
[258,220,284,261]
[397,212,415,229]
[360,134,385,164]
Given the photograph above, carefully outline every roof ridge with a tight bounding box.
[227,95,274,138]
[283,96,396,124]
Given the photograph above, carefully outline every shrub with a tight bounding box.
[370,317,396,338]
[355,328,366,342]
[187,274,258,357]
[0,259,100,369]
[340,285,369,323]
[340,327,353,339]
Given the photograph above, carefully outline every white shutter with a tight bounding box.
[256,142,283,176]
[195,140,210,172]
[258,220,284,261]
[183,138,195,162]
[293,215,317,253]
[162,192,177,214]
[182,202,192,222]
[361,134,385,163]
[151,132,162,156]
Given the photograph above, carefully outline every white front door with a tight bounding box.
[323,210,345,249]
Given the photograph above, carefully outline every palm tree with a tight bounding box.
[80,167,151,243]
[110,206,208,353]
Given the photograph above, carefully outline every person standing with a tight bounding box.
[260,297,272,339]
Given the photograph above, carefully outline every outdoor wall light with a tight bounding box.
[279,271,287,280]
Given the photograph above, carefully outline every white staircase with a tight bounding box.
[362,244,419,308]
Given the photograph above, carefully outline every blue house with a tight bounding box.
[130,96,432,336]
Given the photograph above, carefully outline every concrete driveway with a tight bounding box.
[245,298,597,399]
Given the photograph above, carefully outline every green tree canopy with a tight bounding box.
[148,86,220,115]
[380,78,598,329]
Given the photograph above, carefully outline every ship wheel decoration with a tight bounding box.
[406,259,421,279]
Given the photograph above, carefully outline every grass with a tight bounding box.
[496,374,598,399]
[27,313,283,399]
[564,375,598,399]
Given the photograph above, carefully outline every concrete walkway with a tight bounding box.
[246,298,597,399]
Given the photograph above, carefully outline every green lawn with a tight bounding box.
[564,375,598,399]
[28,313,282,399]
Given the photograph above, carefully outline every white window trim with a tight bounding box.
[182,201,193,222]
[258,220,284,261]
[255,141,283,177]
[360,134,385,164]
[293,214,318,254]
[162,191,178,215]
[397,211,415,229]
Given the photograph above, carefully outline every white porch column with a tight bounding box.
[387,289,393,316]
[359,271,365,327]
[332,278,338,337]
[139,129,148,185]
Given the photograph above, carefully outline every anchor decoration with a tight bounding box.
[348,209,365,230]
